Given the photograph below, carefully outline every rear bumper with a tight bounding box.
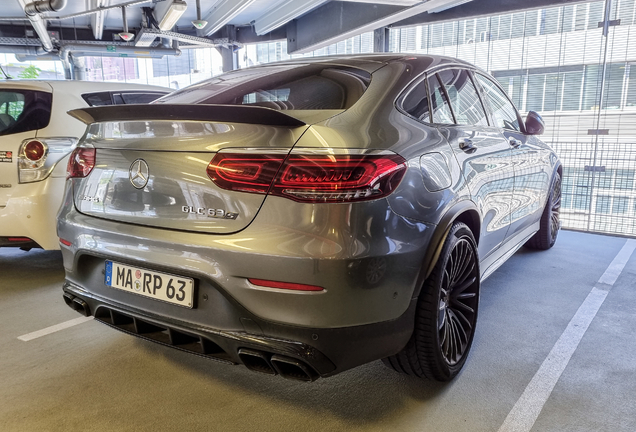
[63,280,417,379]
[0,176,65,250]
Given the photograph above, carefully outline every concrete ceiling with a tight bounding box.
[0,0,588,58]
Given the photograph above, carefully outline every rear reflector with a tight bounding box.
[59,238,72,247]
[9,237,31,242]
[248,278,324,292]
[67,148,96,179]
[207,152,406,203]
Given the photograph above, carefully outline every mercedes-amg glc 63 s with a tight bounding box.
[58,55,561,382]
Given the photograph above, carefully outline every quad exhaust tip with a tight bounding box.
[63,293,90,317]
[62,293,319,381]
[238,349,319,382]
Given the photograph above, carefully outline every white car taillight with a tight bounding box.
[18,137,77,183]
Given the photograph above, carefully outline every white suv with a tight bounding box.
[0,80,169,250]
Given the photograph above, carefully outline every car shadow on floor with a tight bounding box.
[0,249,64,295]
[137,338,451,424]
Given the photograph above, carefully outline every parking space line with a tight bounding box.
[498,239,636,432]
[17,316,94,342]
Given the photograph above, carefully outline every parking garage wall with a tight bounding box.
[389,0,636,237]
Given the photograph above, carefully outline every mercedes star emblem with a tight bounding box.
[129,159,149,189]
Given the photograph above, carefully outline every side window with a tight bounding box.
[82,92,113,107]
[427,74,454,124]
[475,74,521,131]
[402,80,431,122]
[438,69,489,127]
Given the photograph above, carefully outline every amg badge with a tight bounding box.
[182,206,238,220]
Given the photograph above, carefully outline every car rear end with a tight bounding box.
[58,59,438,380]
[0,81,77,250]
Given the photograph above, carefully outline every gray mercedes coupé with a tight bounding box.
[58,54,561,382]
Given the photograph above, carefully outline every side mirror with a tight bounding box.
[525,111,545,135]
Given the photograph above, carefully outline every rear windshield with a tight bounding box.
[155,64,371,110]
[0,90,52,136]
[83,91,168,106]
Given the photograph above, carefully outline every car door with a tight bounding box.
[430,68,515,260]
[474,73,551,241]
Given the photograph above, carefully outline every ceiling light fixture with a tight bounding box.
[118,6,134,42]
[154,0,187,31]
[191,0,208,30]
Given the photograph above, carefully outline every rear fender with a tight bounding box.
[412,200,481,299]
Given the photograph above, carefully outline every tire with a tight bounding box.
[383,222,480,381]
[526,172,561,250]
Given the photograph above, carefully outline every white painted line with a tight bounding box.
[498,239,636,432]
[17,316,94,342]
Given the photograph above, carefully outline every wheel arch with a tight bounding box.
[413,200,481,299]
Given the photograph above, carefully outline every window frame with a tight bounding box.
[397,65,492,128]
[473,72,526,133]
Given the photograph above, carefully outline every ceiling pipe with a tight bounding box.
[0,46,48,56]
[24,0,67,16]
[59,43,181,80]
[20,0,68,53]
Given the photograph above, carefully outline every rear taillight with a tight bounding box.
[23,140,46,161]
[272,154,406,202]
[18,137,76,183]
[206,151,407,203]
[207,154,285,194]
[67,147,96,179]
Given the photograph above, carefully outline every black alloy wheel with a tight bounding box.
[549,174,562,246]
[383,222,480,381]
[526,172,561,250]
[437,234,479,366]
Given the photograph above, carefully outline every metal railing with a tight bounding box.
[551,141,636,236]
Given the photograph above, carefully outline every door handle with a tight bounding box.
[509,137,522,148]
[459,138,477,153]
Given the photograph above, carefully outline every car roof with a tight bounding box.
[238,54,480,74]
[0,79,170,94]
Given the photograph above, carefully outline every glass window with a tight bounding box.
[402,80,431,122]
[157,65,371,111]
[439,69,489,126]
[428,74,454,124]
[0,90,52,136]
[82,92,113,106]
[120,92,167,104]
[475,74,521,131]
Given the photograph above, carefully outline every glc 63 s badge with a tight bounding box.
[182,205,238,220]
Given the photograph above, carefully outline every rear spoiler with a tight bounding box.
[67,104,306,127]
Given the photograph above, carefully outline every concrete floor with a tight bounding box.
[1,230,635,432]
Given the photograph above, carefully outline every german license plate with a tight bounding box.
[104,261,194,308]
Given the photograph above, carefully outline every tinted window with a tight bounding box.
[439,69,489,126]
[0,90,51,136]
[402,80,431,122]
[120,92,166,104]
[82,92,113,106]
[428,74,454,124]
[157,65,371,110]
[475,74,521,131]
[83,91,167,106]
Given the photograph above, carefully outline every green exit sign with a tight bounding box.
[106,46,116,52]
